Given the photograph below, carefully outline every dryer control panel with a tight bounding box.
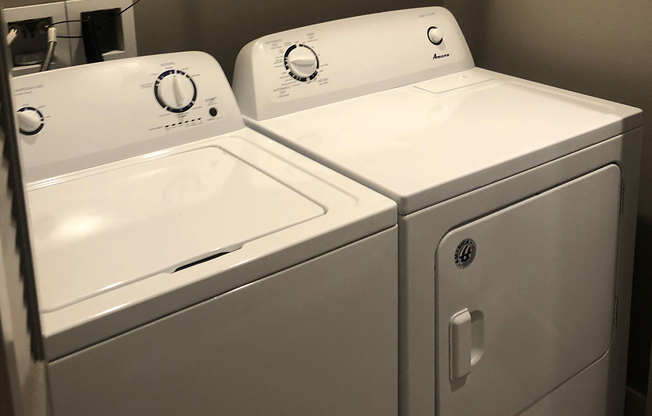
[14,52,244,182]
[233,6,474,120]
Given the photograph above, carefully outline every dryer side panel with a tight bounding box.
[436,164,621,416]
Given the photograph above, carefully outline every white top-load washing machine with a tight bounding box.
[14,52,398,416]
[233,7,643,416]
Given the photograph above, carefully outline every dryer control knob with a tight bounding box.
[284,44,319,82]
[17,107,44,135]
[155,70,198,113]
[428,26,444,45]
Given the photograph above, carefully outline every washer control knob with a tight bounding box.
[17,107,44,135]
[284,44,319,82]
[428,26,444,45]
[155,70,197,113]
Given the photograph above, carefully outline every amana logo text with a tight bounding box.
[433,53,450,60]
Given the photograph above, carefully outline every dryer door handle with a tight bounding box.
[449,309,485,381]
[450,309,473,380]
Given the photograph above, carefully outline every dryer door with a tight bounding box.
[436,164,621,416]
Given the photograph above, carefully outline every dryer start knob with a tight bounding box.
[17,107,44,135]
[284,44,319,82]
[428,26,444,45]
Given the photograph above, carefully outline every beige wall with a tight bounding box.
[131,0,440,80]
[4,0,54,6]
[5,0,441,79]
[444,0,652,396]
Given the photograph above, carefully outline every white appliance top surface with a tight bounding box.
[29,141,324,313]
[253,68,641,215]
[28,128,396,359]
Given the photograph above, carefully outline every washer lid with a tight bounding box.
[28,145,325,313]
[254,68,641,215]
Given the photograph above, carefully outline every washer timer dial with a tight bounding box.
[284,44,319,82]
[155,70,198,113]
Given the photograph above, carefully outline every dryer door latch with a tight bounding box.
[449,308,485,381]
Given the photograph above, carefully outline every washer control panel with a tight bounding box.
[14,52,244,182]
[234,6,474,120]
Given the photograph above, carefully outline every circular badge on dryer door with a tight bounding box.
[454,238,476,269]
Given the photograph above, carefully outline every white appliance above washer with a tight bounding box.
[234,7,641,215]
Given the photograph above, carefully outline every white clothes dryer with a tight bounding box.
[15,52,398,416]
[233,7,643,416]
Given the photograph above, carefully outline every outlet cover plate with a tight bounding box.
[65,0,137,66]
[5,2,72,76]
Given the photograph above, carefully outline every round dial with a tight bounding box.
[284,44,319,82]
[17,107,44,135]
[427,26,444,45]
[154,70,198,113]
